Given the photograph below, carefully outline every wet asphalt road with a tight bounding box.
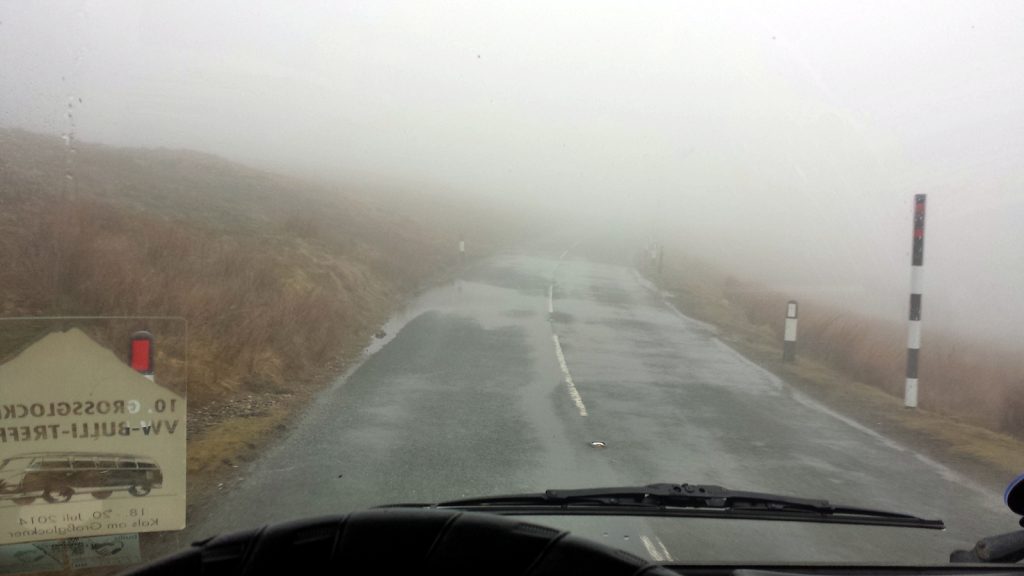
[186,251,1021,563]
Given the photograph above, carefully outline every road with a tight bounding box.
[183,251,1020,563]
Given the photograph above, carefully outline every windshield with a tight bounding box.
[2,1,1024,572]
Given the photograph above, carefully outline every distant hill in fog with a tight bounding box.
[0,129,523,410]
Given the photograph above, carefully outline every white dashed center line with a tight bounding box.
[640,535,674,562]
[549,247,587,417]
[551,333,587,417]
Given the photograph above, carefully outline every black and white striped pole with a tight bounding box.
[905,194,926,408]
[783,300,798,362]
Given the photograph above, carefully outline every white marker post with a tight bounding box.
[458,236,466,265]
[783,300,798,362]
[905,194,926,408]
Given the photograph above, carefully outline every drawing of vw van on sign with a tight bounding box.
[0,452,163,505]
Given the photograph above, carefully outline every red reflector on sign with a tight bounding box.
[131,339,152,373]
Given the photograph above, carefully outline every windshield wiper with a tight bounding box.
[383,483,944,530]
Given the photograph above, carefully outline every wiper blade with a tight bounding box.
[385,483,944,530]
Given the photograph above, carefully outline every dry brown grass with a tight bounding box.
[0,128,539,519]
[651,252,1024,438]
[724,283,1024,436]
[2,197,388,405]
[0,128,526,411]
[0,130,533,562]
[640,251,1024,484]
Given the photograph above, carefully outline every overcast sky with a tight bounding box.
[2,1,1023,343]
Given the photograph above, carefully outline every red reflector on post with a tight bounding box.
[130,331,154,375]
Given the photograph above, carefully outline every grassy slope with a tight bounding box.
[0,129,526,482]
[645,252,1024,488]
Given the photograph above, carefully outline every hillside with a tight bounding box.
[0,128,526,472]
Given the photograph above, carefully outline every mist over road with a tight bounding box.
[183,250,1019,563]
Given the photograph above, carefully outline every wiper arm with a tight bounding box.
[385,483,944,530]
[951,530,1024,563]
[548,483,832,509]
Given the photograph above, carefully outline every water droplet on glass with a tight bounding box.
[64,172,73,181]
[623,535,630,541]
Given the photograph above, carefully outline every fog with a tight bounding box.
[2,1,1023,344]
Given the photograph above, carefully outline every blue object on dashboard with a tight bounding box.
[1003,474,1024,516]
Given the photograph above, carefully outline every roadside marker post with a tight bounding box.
[904,194,926,408]
[783,301,798,362]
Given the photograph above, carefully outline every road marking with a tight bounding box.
[552,333,587,416]
[655,535,674,561]
[549,244,587,417]
[640,535,673,562]
[640,536,663,561]
[553,245,572,277]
